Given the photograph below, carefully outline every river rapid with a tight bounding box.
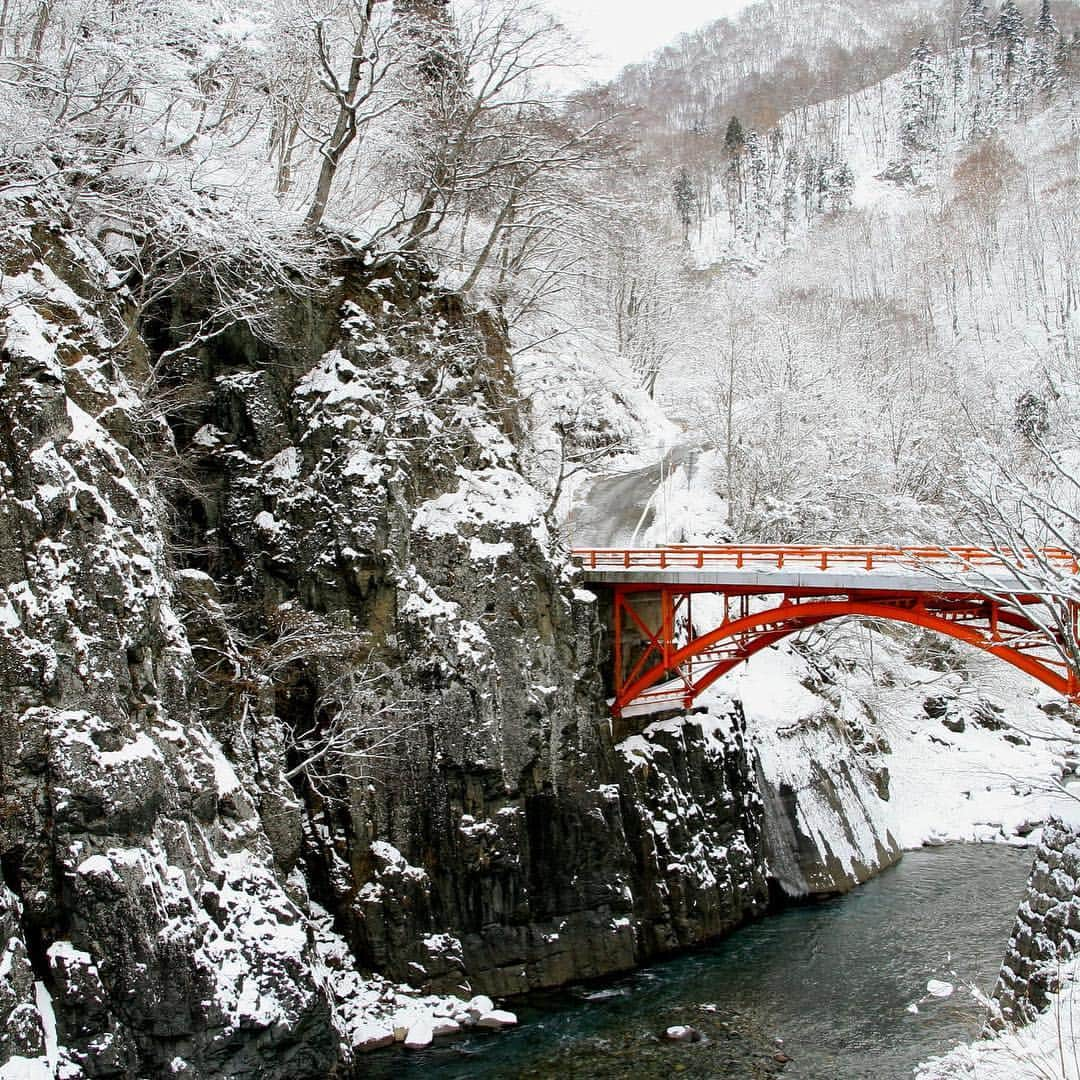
[365,843,1031,1079]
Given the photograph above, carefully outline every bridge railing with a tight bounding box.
[571,545,1080,573]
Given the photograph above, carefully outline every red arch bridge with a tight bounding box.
[571,546,1080,719]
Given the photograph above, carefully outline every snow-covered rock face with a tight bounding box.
[735,648,901,896]
[0,207,523,1075]
[0,197,778,1074]
[0,202,344,1076]
[616,709,769,950]
[991,819,1080,1032]
[161,249,774,999]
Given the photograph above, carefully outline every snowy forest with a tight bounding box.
[3,0,1080,1076]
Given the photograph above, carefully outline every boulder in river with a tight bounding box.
[664,1025,702,1042]
[477,1009,518,1029]
[404,1020,434,1049]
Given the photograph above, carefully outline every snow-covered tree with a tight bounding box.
[781,149,800,242]
[1026,0,1062,96]
[745,129,769,241]
[673,166,698,243]
[298,0,404,231]
[1035,0,1058,39]
[952,444,1080,692]
[901,39,943,151]
[251,609,419,805]
[960,0,992,48]
[991,0,1028,74]
[724,115,746,154]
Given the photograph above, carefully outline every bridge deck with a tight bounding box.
[581,567,982,592]
[569,545,1079,718]
[573,545,1076,594]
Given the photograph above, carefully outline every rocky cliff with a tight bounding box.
[0,195,785,1076]
[990,818,1080,1031]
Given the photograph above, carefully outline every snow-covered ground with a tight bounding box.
[733,632,1080,852]
[917,967,1080,1080]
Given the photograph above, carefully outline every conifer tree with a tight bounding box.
[672,166,697,243]
[724,115,746,154]
[1053,32,1075,82]
[781,150,799,242]
[901,39,942,150]
[1028,1,1062,98]
[394,0,459,85]
[1036,0,1057,38]
[993,0,1026,42]
[723,116,747,225]
[991,0,1027,72]
[800,152,819,220]
[960,0,991,47]
[832,162,855,211]
[744,130,768,243]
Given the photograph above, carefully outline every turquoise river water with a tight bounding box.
[364,844,1032,1079]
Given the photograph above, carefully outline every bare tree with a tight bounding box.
[253,608,421,804]
[949,441,1080,688]
[539,407,632,518]
[297,0,403,231]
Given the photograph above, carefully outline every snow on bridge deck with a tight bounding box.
[572,545,1079,594]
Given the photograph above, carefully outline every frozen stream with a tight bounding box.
[364,843,1031,1078]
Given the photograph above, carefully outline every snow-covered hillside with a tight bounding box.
[543,3,1080,548]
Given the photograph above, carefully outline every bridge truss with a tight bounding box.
[573,547,1080,716]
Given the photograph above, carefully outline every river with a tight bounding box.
[364,843,1031,1079]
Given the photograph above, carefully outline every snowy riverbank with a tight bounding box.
[917,977,1080,1080]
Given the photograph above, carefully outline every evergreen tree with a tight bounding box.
[901,39,942,150]
[960,0,991,47]
[781,150,799,242]
[1015,391,1050,442]
[993,0,1026,43]
[394,0,459,86]
[672,166,697,243]
[1027,0,1062,97]
[745,129,768,243]
[991,0,1027,71]
[724,115,746,154]
[723,116,747,227]
[1054,32,1075,82]
[1036,0,1058,38]
[745,130,766,177]
[800,152,818,220]
[829,162,855,213]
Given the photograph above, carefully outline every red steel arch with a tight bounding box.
[615,595,1075,716]
[572,547,1080,716]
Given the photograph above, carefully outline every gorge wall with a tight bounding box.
[991,818,1080,1031]
[0,196,895,1076]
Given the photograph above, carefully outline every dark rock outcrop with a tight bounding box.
[0,191,901,1075]
[0,199,775,1074]
[990,818,1080,1030]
